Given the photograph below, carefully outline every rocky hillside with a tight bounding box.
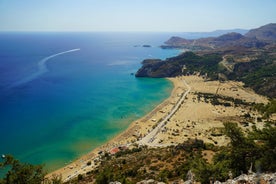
[136,23,276,98]
[136,49,276,98]
[245,23,276,42]
[164,36,192,46]
[162,23,275,50]
[135,52,222,78]
[162,32,268,50]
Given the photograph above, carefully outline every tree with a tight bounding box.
[223,122,258,176]
[45,174,63,184]
[95,168,114,184]
[0,155,46,184]
[223,122,245,147]
[249,124,276,171]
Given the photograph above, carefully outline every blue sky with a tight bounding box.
[0,0,275,32]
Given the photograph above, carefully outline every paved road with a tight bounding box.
[138,79,191,146]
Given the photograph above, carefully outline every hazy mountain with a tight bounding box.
[162,24,275,50]
[245,23,276,41]
[175,29,248,39]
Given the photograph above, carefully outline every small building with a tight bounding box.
[109,147,120,155]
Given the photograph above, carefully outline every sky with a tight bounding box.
[0,0,275,32]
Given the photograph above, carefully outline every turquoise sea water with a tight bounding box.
[0,32,179,171]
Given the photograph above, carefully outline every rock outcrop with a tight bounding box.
[132,173,276,184]
[216,173,276,184]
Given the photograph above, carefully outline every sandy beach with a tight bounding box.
[47,75,268,182]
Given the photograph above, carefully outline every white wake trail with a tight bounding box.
[10,48,80,88]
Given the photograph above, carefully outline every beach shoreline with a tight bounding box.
[47,75,268,182]
[46,77,182,181]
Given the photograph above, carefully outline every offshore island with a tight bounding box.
[1,23,275,184]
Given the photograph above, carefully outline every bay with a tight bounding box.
[0,32,179,171]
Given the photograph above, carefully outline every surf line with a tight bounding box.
[10,48,80,88]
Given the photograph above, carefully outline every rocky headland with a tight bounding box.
[136,23,276,98]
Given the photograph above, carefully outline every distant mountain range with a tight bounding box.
[136,23,276,98]
[175,29,249,39]
[161,23,276,50]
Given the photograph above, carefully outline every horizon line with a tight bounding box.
[0,28,250,34]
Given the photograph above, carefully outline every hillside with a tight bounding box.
[161,23,275,50]
[245,23,276,42]
[136,51,276,98]
[66,121,276,184]
[177,29,248,39]
[135,52,222,78]
[137,23,276,98]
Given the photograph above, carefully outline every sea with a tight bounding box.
[0,32,180,172]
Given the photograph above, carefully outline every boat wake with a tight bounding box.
[10,49,80,88]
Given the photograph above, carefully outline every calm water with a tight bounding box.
[0,32,179,171]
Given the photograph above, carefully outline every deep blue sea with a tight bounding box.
[0,32,180,171]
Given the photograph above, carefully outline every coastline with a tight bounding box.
[47,77,182,181]
[47,75,268,182]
